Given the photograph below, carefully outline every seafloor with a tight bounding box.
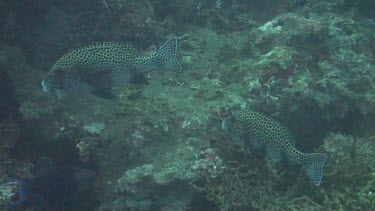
[0,0,374,210]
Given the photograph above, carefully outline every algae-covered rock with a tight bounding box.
[116,144,200,210]
[254,46,297,75]
[0,177,27,208]
[83,122,105,135]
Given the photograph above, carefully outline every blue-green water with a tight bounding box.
[0,0,374,210]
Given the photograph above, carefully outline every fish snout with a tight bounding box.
[42,79,59,94]
[221,119,229,133]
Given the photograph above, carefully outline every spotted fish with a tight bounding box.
[222,110,327,186]
[42,37,181,97]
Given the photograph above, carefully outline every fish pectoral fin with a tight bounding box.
[129,72,149,85]
[248,138,264,150]
[266,146,282,162]
[90,88,117,100]
[86,70,113,88]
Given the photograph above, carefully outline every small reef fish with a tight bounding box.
[42,37,182,98]
[222,110,327,186]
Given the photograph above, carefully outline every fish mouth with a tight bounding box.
[221,119,228,133]
[42,79,60,94]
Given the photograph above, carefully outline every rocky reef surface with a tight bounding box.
[0,0,374,210]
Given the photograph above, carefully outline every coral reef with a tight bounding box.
[321,133,375,210]
[0,0,374,210]
[0,45,100,209]
[83,122,105,135]
[115,144,197,210]
[192,132,375,210]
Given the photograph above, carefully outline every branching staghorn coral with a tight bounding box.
[320,133,375,210]
[193,132,375,210]
[192,145,325,210]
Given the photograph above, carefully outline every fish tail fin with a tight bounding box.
[300,152,327,186]
[155,37,182,72]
